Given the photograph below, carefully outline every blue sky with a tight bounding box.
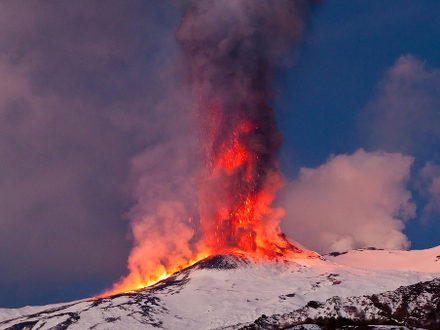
[276,0,440,250]
[278,1,440,170]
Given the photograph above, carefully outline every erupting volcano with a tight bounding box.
[104,0,315,296]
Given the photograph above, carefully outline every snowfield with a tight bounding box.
[0,246,439,329]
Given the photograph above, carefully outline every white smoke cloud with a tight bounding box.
[280,149,416,253]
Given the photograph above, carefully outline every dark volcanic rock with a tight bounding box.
[327,251,348,257]
[191,254,250,270]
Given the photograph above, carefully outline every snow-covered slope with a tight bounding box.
[324,245,440,272]
[1,247,439,329]
[236,278,440,329]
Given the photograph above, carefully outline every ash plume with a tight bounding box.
[177,0,311,254]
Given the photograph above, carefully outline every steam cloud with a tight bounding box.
[280,55,440,255]
[281,149,416,253]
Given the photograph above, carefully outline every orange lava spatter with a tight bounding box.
[196,101,315,260]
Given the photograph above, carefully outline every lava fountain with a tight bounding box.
[104,0,316,297]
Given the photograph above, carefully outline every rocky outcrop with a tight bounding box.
[239,278,440,329]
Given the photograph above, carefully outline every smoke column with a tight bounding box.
[177,0,311,256]
[108,0,314,295]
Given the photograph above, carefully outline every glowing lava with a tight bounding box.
[99,101,316,299]
[196,101,315,260]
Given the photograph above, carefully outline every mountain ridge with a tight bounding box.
[1,246,439,329]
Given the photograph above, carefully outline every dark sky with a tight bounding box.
[0,1,439,307]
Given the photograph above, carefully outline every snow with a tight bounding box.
[0,300,85,324]
[324,245,440,272]
[155,254,438,329]
[0,246,439,329]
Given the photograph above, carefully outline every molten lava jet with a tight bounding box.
[196,101,311,260]
[102,0,316,298]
